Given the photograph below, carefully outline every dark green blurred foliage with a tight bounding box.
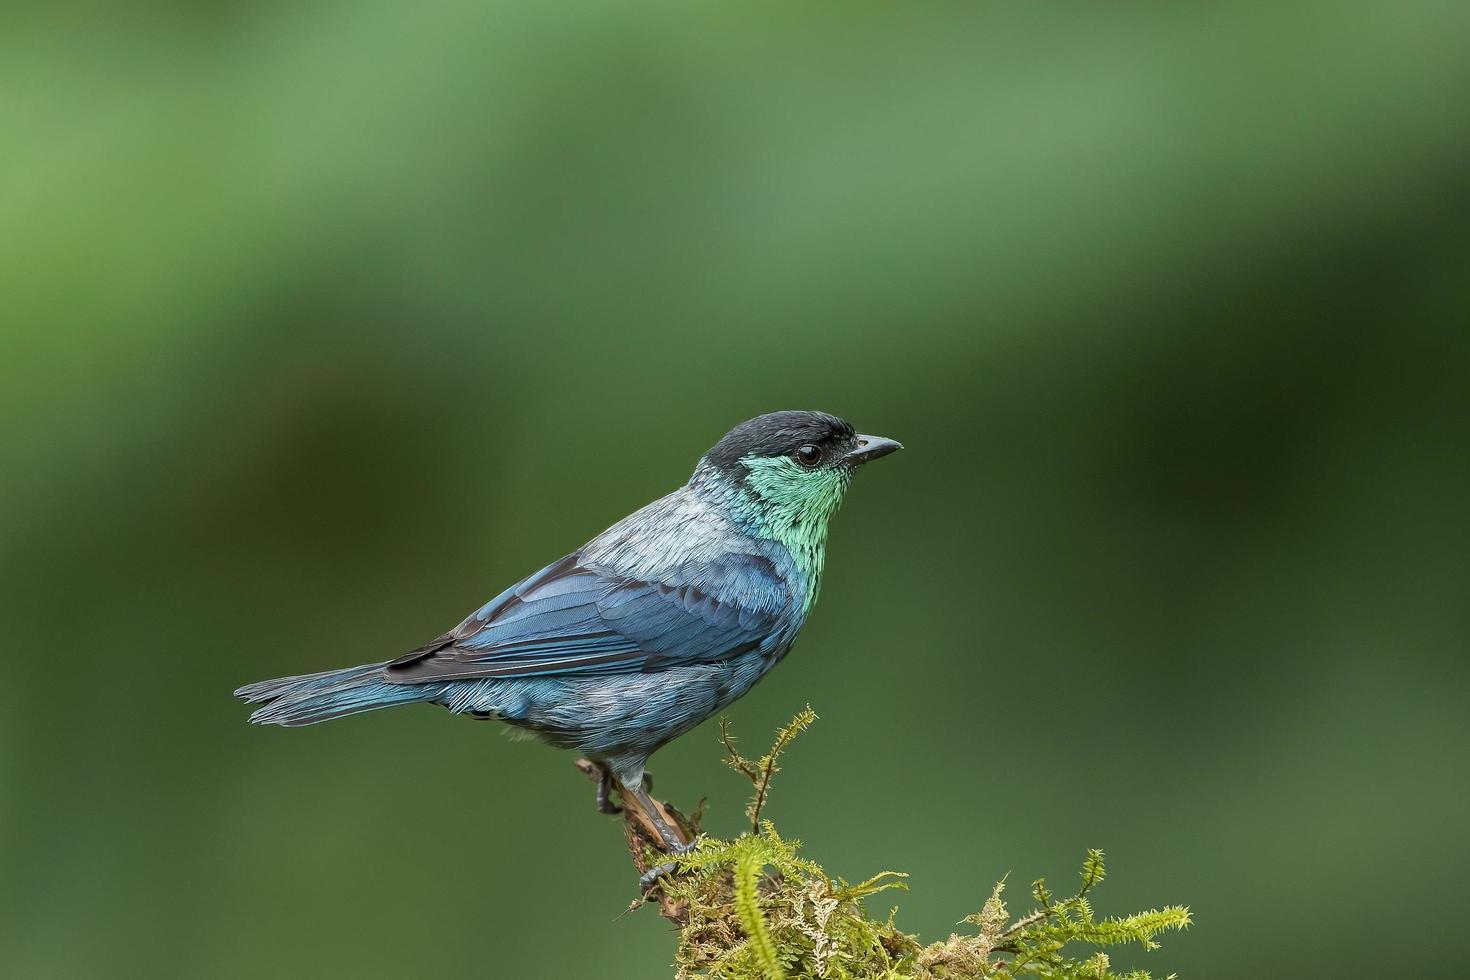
[2,2,1467,977]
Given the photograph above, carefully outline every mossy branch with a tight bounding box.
[720,704,817,833]
[582,709,1192,979]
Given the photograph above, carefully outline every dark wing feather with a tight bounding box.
[384,553,785,683]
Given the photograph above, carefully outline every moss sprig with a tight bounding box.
[644,710,1191,980]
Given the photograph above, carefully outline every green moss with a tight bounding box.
[656,711,1191,980]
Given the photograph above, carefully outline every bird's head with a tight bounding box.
[695,411,902,542]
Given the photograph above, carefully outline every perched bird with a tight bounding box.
[236,411,900,861]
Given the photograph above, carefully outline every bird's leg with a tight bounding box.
[575,759,623,815]
[618,778,699,893]
[595,764,622,815]
[622,779,686,851]
[577,759,699,896]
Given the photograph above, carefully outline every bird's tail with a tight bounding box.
[235,662,437,727]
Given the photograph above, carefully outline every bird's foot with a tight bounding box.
[576,759,624,814]
[638,836,702,894]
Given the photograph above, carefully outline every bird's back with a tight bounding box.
[581,483,808,628]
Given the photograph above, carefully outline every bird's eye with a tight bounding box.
[795,444,821,467]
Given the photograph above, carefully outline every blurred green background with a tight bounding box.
[3,2,1468,977]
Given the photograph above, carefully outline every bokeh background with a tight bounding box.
[3,2,1468,977]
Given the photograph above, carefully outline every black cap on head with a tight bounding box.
[704,411,857,476]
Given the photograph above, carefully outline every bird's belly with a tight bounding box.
[442,654,775,758]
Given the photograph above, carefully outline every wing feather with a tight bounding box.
[384,552,787,683]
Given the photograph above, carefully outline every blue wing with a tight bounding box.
[383,552,789,683]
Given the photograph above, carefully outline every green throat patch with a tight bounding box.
[738,456,853,612]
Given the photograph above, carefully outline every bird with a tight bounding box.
[236,410,901,867]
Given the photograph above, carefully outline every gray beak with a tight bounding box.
[843,434,903,466]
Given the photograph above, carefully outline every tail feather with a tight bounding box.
[234,662,437,727]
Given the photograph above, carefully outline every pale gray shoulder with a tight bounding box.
[582,487,755,582]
